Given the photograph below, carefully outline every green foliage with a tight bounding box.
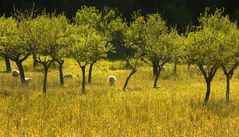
[75,6,101,28]
[0,16,29,61]
[186,10,223,67]
[74,6,114,64]
[186,9,239,69]
[144,14,178,64]
[68,25,108,66]
[24,14,70,62]
[122,15,145,70]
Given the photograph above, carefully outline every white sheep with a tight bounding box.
[25,77,32,83]
[64,74,73,79]
[12,69,20,77]
[161,66,166,71]
[108,75,116,86]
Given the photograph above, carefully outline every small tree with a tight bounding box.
[144,14,179,88]
[185,9,227,103]
[13,7,38,69]
[171,34,185,74]
[50,15,71,86]
[144,14,169,77]
[26,14,66,94]
[75,6,114,84]
[122,15,145,91]
[218,17,239,103]
[0,16,30,83]
[69,25,107,93]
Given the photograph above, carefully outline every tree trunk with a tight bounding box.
[222,66,234,103]
[204,80,211,103]
[152,56,159,77]
[187,63,191,70]
[58,61,64,86]
[153,67,161,88]
[123,69,137,91]
[16,61,26,84]
[80,65,86,94]
[32,52,37,69]
[174,62,177,74]
[226,74,230,103]
[4,56,11,72]
[88,63,94,84]
[43,63,48,95]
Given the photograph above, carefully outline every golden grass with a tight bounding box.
[0,58,239,136]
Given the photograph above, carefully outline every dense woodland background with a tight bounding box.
[0,0,239,32]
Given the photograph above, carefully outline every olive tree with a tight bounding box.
[185,9,228,103]
[144,14,179,88]
[216,14,239,103]
[49,15,71,86]
[222,27,239,102]
[0,16,30,83]
[26,14,68,93]
[75,6,114,84]
[69,25,107,93]
[143,14,171,78]
[122,15,145,91]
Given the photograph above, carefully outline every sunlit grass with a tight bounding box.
[0,58,239,136]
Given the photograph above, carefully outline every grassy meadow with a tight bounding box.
[1,58,239,136]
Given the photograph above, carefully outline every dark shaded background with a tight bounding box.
[0,0,238,32]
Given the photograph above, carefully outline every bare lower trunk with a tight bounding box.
[226,74,230,103]
[187,63,191,70]
[32,52,37,69]
[152,56,159,77]
[80,65,86,94]
[174,62,177,74]
[198,64,218,104]
[4,56,11,72]
[43,63,48,95]
[88,63,94,84]
[16,61,26,84]
[222,66,235,103]
[58,61,64,86]
[204,80,211,103]
[153,67,161,88]
[123,69,137,91]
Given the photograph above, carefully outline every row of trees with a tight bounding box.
[0,7,113,94]
[0,7,239,103]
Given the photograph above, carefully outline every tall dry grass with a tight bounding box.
[0,59,239,136]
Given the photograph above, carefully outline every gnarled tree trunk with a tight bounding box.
[57,60,64,86]
[153,66,162,88]
[198,64,218,104]
[4,56,11,72]
[32,52,38,69]
[152,56,159,77]
[80,65,86,94]
[222,66,235,103]
[174,62,177,74]
[16,61,26,84]
[43,63,48,95]
[88,63,94,84]
[123,69,137,91]
[204,79,211,103]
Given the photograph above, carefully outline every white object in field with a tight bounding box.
[64,74,73,79]
[12,69,20,77]
[161,66,166,71]
[108,75,116,86]
[25,77,32,83]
